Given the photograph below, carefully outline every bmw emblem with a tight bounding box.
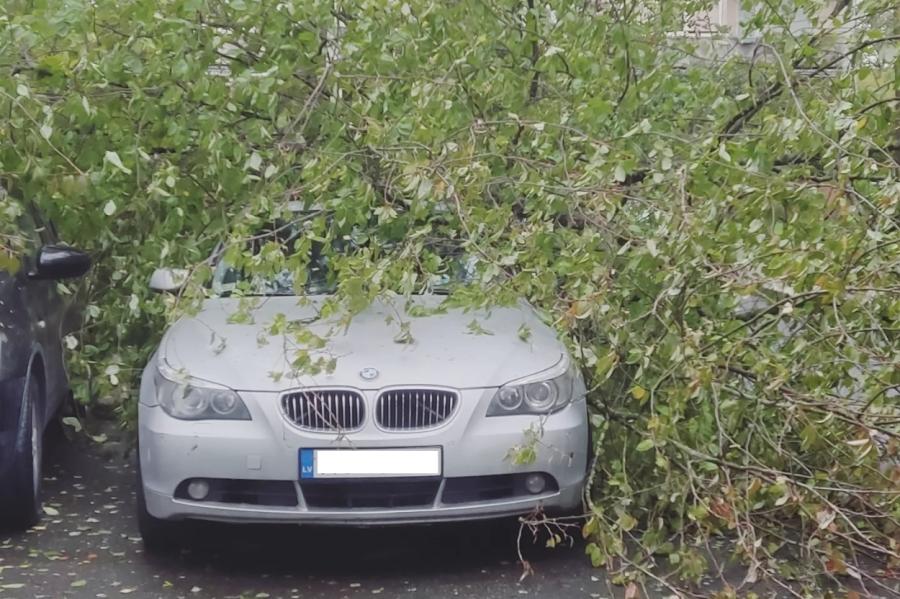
[359,367,379,381]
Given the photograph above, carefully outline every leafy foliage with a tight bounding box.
[1,0,898,592]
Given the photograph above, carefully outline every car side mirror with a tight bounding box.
[30,245,91,280]
[149,268,189,293]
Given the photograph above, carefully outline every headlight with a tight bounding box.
[487,356,584,416]
[155,363,251,421]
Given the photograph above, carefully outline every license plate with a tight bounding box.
[299,448,442,479]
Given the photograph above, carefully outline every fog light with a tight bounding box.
[524,473,546,494]
[187,479,210,500]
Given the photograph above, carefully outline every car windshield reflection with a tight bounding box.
[211,220,476,297]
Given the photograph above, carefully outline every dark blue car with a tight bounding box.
[0,196,90,528]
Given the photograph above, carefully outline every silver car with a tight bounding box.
[136,226,589,550]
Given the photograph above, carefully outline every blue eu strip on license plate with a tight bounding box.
[300,449,315,479]
[298,447,442,479]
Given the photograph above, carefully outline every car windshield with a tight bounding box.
[211,217,476,297]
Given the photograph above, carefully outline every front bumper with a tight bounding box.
[138,385,588,525]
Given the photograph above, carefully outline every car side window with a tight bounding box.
[28,202,57,244]
[15,206,39,252]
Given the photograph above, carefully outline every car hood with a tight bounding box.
[159,295,566,391]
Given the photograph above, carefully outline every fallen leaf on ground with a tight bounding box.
[624,582,640,599]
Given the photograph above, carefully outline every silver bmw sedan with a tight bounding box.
[136,221,589,551]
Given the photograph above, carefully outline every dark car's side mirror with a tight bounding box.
[30,245,91,280]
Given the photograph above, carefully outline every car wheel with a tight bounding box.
[136,454,184,555]
[1,379,43,529]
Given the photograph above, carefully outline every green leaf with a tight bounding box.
[517,323,532,342]
[104,151,132,174]
[618,512,638,531]
[0,253,21,274]
[635,438,654,452]
[717,143,731,162]
[61,417,82,432]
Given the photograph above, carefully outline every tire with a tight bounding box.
[136,453,184,555]
[1,379,43,529]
